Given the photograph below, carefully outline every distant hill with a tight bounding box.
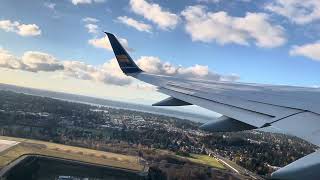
[0,83,212,123]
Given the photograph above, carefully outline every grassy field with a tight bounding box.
[177,153,225,169]
[0,136,225,172]
[0,136,143,171]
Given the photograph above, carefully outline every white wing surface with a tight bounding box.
[106,32,320,179]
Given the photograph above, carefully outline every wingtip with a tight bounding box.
[105,32,142,74]
[104,32,113,38]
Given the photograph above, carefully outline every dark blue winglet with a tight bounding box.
[105,32,142,74]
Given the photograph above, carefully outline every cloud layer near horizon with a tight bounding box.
[0,49,63,72]
[0,48,239,88]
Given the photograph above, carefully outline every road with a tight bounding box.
[212,153,264,180]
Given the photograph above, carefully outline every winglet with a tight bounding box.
[105,32,142,74]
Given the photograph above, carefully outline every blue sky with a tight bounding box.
[1,0,320,109]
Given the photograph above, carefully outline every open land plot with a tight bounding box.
[0,136,143,171]
[155,149,225,169]
[176,153,226,169]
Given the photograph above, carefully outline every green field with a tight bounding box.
[177,153,225,169]
[0,136,143,171]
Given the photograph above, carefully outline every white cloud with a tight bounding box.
[98,59,133,85]
[0,48,130,86]
[88,36,109,50]
[85,23,99,34]
[181,5,286,48]
[63,60,132,86]
[129,0,179,30]
[0,49,23,70]
[72,0,90,5]
[88,35,132,51]
[63,61,96,80]
[0,20,19,32]
[17,24,42,36]
[0,49,63,72]
[44,2,56,10]
[63,56,239,87]
[0,20,41,37]
[117,16,152,33]
[266,0,320,25]
[82,17,99,34]
[71,0,105,5]
[198,0,221,3]
[198,0,251,3]
[0,48,239,88]
[290,42,320,61]
[21,51,64,72]
[82,17,99,23]
[57,60,133,86]
[136,56,239,81]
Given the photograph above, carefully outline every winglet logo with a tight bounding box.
[116,55,131,64]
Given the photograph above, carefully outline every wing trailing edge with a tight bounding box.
[272,150,320,180]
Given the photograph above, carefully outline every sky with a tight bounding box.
[1,0,320,112]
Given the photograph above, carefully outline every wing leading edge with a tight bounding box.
[105,32,320,179]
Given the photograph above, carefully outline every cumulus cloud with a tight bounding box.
[0,20,41,37]
[63,59,132,86]
[62,61,96,80]
[290,42,320,61]
[85,24,99,34]
[61,55,240,85]
[198,0,220,3]
[82,17,99,34]
[71,0,105,5]
[198,0,251,3]
[136,56,239,81]
[117,16,152,33]
[44,2,56,10]
[82,17,99,23]
[0,49,23,70]
[62,56,239,87]
[88,35,132,51]
[17,24,42,36]
[0,48,130,85]
[0,20,19,33]
[0,49,63,72]
[129,0,179,30]
[266,0,320,25]
[83,19,133,53]
[181,5,286,48]
[0,47,239,88]
[21,51,64,72]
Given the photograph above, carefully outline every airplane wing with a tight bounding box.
[105,32,320,180]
